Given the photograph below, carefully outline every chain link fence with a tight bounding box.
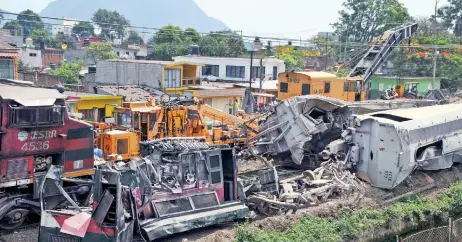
[398,218,462,242]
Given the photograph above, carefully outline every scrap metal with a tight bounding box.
[39,138,249,241]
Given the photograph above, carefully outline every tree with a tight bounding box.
[184,28,201,43]
[52,32,77,50]
[333,0,410,43]
[125,31,144,45]
[17,9,44,37]
[154,25,183,44]
[439,0,462,36]
[50,62,83,84]
[84,42,118,62]
[31,29,51,46]
[72,22,95,36]
[2,20,23,36]
[200,30,246,57]
[91,9,130,39]
[276,48,305,72]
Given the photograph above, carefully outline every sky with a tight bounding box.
[1,0,450,38]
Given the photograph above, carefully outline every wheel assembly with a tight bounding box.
[0,208,29,230]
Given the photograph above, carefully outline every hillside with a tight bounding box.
[40,0,228,33]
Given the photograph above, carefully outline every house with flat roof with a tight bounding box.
[173,56,285,83]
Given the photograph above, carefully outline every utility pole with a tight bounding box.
[249,51,254,89]
[325,32,329,71]
[259,58,263,93]
[432,0,440,90]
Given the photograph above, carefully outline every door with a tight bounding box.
[165,69,181,88]
[302,84,311,95]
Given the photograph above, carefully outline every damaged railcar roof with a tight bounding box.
[357,103,462,142]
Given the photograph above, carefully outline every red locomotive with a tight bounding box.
[0,80,94,229]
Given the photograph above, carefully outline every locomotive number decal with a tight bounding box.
[21,141,50,152]
[19,130,57,152]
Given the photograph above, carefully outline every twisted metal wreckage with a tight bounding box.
[38,96,462,241]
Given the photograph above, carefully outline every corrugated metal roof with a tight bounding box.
[0,84,65,102]
[296,71,337,79]
[197,88,246,98]
[0,40,19,50]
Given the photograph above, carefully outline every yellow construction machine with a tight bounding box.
[89,99,259,161]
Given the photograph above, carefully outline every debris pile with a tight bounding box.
[241,159,363,216]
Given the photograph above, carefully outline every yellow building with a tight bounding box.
[64,92,123,122]
[278,71,358,101]
[163,61,204,95]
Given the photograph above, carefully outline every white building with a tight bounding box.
[52,18,80,36]
[173,56,285,83]
[20,48,42,69]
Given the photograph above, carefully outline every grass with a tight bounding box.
[235,182,462,242]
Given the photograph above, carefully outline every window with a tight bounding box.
[349,82,357,92]
[29,53,37,57]
[202,65,219,77]
[117,139,129,155]
[344,82,349,92]
[0,59,14,79]
[378,83,385,91]
[280,82,288,93]
[273,66,278,80]
[251,66,265,79]
[116,112,132,128]
[226,65,245,78]
[149,113,157,130]
[302,84,311,95]
[134,113,139,129]
[126,52,130,56]
[324,82,331,94]
[9,106,65,128]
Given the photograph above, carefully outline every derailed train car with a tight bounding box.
[326,103,462,189]
[39,138,249,241]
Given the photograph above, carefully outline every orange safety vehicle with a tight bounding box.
[0,80,94,229]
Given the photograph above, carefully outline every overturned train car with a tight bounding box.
[327,103,462,189]
[39,138,249,241]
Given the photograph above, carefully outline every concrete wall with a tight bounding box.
[20,48,42,69]
[173,56,286,82]
[18,72,61,86]
[370,76,441,99]
[95,61,163,89]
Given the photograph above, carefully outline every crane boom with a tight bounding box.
[198,104,259,132]
[348,23,419,91]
